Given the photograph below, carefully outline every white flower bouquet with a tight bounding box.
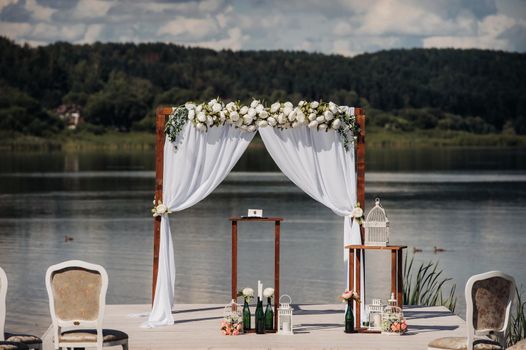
[237,287,254,302]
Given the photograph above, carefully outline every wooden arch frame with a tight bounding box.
[151,106,366,301]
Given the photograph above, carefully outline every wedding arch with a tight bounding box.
[146,99,366,328]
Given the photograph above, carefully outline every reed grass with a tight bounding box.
[507,287,526,347]
[402,254,457,312]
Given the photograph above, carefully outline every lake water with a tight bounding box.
[0,147,525,335]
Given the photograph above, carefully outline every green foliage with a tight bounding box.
[0,36,525,136]
[403,254,457,312]
[507,287,526,347]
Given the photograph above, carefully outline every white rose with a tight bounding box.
[259,110,269,119]
[283,105,293,116]
[308,113,317,121]
[284,101,293,108]
[243,115,253,125]
[351,207,363,218]
[316,115,325,123]
[208,98,217,106]
[329,101,338,114]
[296,111,306,124]
[196,104,203,112]
[267,117,277,126]
[243,287,254,297]
[247,108,256,118]
[212,103,222,113]
[247,125,257,132]
[188,110,195,120]
[185,102,196,110]
[288,110,297,122]
[226,101,236,111]
[156,203,167,214]
[298,100,306,106]
[308,120,318,128]
[240,106,249,115]
[277,114,286,124]
[197,112,207,122]
[324,111,334,121]
[250,100,259,108]
[310,101,319,109]
[257,120,268,128]
[319,123,328,130]
[196,122,206,131]
[206,116,213,126]
[263,288,274,298]
[230,111,239,121]
[219,111,226,122]
[255,104,264,113]
[331,119,341,129]
[338,106,347,114]
[270,102,280,113]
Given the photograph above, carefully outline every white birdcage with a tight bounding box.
[366,298,385,331]
[277,295,294,335]
[381,294,407,335]
[364,198,390,246]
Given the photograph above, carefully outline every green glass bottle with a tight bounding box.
[345,300,355,333]
[243,299,251,331]
[255,298,265,334]
[265,297,274,331]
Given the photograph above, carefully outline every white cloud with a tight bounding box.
[158,17,219,40]
[70,0,112,20]
[31,22,86,41]
[0,0,18,11]
[78,24,104,43]
[0,21,31,38]
[25,0,56,21]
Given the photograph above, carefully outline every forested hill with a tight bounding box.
[1,36,525,136]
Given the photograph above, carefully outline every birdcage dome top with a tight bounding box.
[364,198,389,227]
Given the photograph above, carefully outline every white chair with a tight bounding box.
[0,267,41,350]
[428,271,516,350]
[45,260,128,350]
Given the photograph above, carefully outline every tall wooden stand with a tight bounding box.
[230,217,282,332]
[346,245,407,332]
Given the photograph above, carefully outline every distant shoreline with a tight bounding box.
[1,127,525,152]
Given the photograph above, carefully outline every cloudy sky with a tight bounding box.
[1,0,525,56]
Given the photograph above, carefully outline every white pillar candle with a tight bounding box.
[283,321,290,332]
[258,280,262,300]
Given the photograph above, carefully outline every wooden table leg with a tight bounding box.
[274,221,280,331]
[391,250,396,300]
[397,249,403,308]
[349,249,354,292]
[231,220,238,301]
[356,249,361,329]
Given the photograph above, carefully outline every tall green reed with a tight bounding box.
[402,254,457,312]
[507,287,526,347]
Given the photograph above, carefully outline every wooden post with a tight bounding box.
[397,250,403,307]
[152,106,172,303]
[355,108,366,243]
[231,220,238,300]
[274,220,280,331]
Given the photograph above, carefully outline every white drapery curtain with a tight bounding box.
[143,121,255,328]
[259,125,365,321]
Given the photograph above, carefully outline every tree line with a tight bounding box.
[1,36,525,136]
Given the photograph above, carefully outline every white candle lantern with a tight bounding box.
[277,294,294,335]
[366,298,384,331]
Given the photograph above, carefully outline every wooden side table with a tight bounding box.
[230,217,283,331]
[345,244,407,331]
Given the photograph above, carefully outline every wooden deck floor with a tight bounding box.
[42,304,465,349]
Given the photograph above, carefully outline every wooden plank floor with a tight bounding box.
[42,304,465,349]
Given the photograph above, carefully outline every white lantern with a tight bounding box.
[277,295,294,335]
[364,198,390,246]
[366,298,384,331]
[381,294,407,335]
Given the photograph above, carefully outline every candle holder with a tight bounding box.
[277,295,294,335]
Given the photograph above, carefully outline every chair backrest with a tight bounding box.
[465,271,516,348]
[0,266,7,341]
[45,260,108,349]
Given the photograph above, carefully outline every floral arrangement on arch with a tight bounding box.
[165,98,361,151]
